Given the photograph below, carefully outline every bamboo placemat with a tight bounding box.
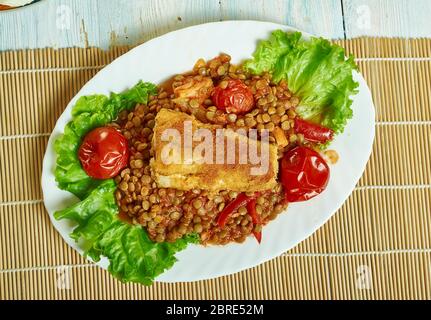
[0,38,430,300]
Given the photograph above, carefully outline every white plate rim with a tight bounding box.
[41,20,376,283]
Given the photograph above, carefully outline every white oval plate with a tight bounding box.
[42,21,375,283]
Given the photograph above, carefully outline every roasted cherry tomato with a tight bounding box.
[78,127,129,179]
[294,118,335,144]
[212,79,254,114]
[280,146,330,202]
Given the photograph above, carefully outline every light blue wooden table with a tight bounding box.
[1,0,430,51]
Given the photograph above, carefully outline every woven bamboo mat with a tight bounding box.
[0,38,430,300]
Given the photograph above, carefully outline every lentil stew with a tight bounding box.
[111,54,319,245]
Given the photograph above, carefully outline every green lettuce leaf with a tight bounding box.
[54,180,199,285]
[94,222,198,285]
[53,81,198,285]
[245,30,359,133]
[54,81,158,199]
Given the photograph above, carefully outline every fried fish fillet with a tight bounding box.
[150,109,278,192]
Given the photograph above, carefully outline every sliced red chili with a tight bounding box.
[294,118,334,143]
[246,199,260,225]
[217,193,263,243]
[252,231,262,244]
[247,199,263,244]
[217,193,255,228]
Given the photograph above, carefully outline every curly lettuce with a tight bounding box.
[245,30,359,133]
[54,181,198,285]
[55,81,158,199]
[54,81,198,285]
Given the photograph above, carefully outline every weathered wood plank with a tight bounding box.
[0,0,100,49]
[343,0,431,38]
[220,0,345,39]
[94,0,221,48]
[0,0,222,50]
[1,0,431,51]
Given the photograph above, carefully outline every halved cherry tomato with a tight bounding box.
[78,127,129,179]
[294,118,334,143]
[212,79,254,114]
[280,146,330,203]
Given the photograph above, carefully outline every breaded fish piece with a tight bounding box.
[172,75,214,105]
[150,109,278,192]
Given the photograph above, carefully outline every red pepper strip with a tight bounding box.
[217,193,255,228]
[247,199,260,225]
[294,118,334,143]
[252,231,262,244]
[247,199,262,244]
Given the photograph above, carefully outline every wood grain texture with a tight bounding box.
[0,0,99,49]
[0,0,221,50]
[219,0,345,38]
[2,0,431,51]
[94,0,221,47]
[343,0,431,38]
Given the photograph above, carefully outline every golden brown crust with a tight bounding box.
[151,109,278,192]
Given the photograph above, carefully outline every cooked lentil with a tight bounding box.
[113,55,312,245]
